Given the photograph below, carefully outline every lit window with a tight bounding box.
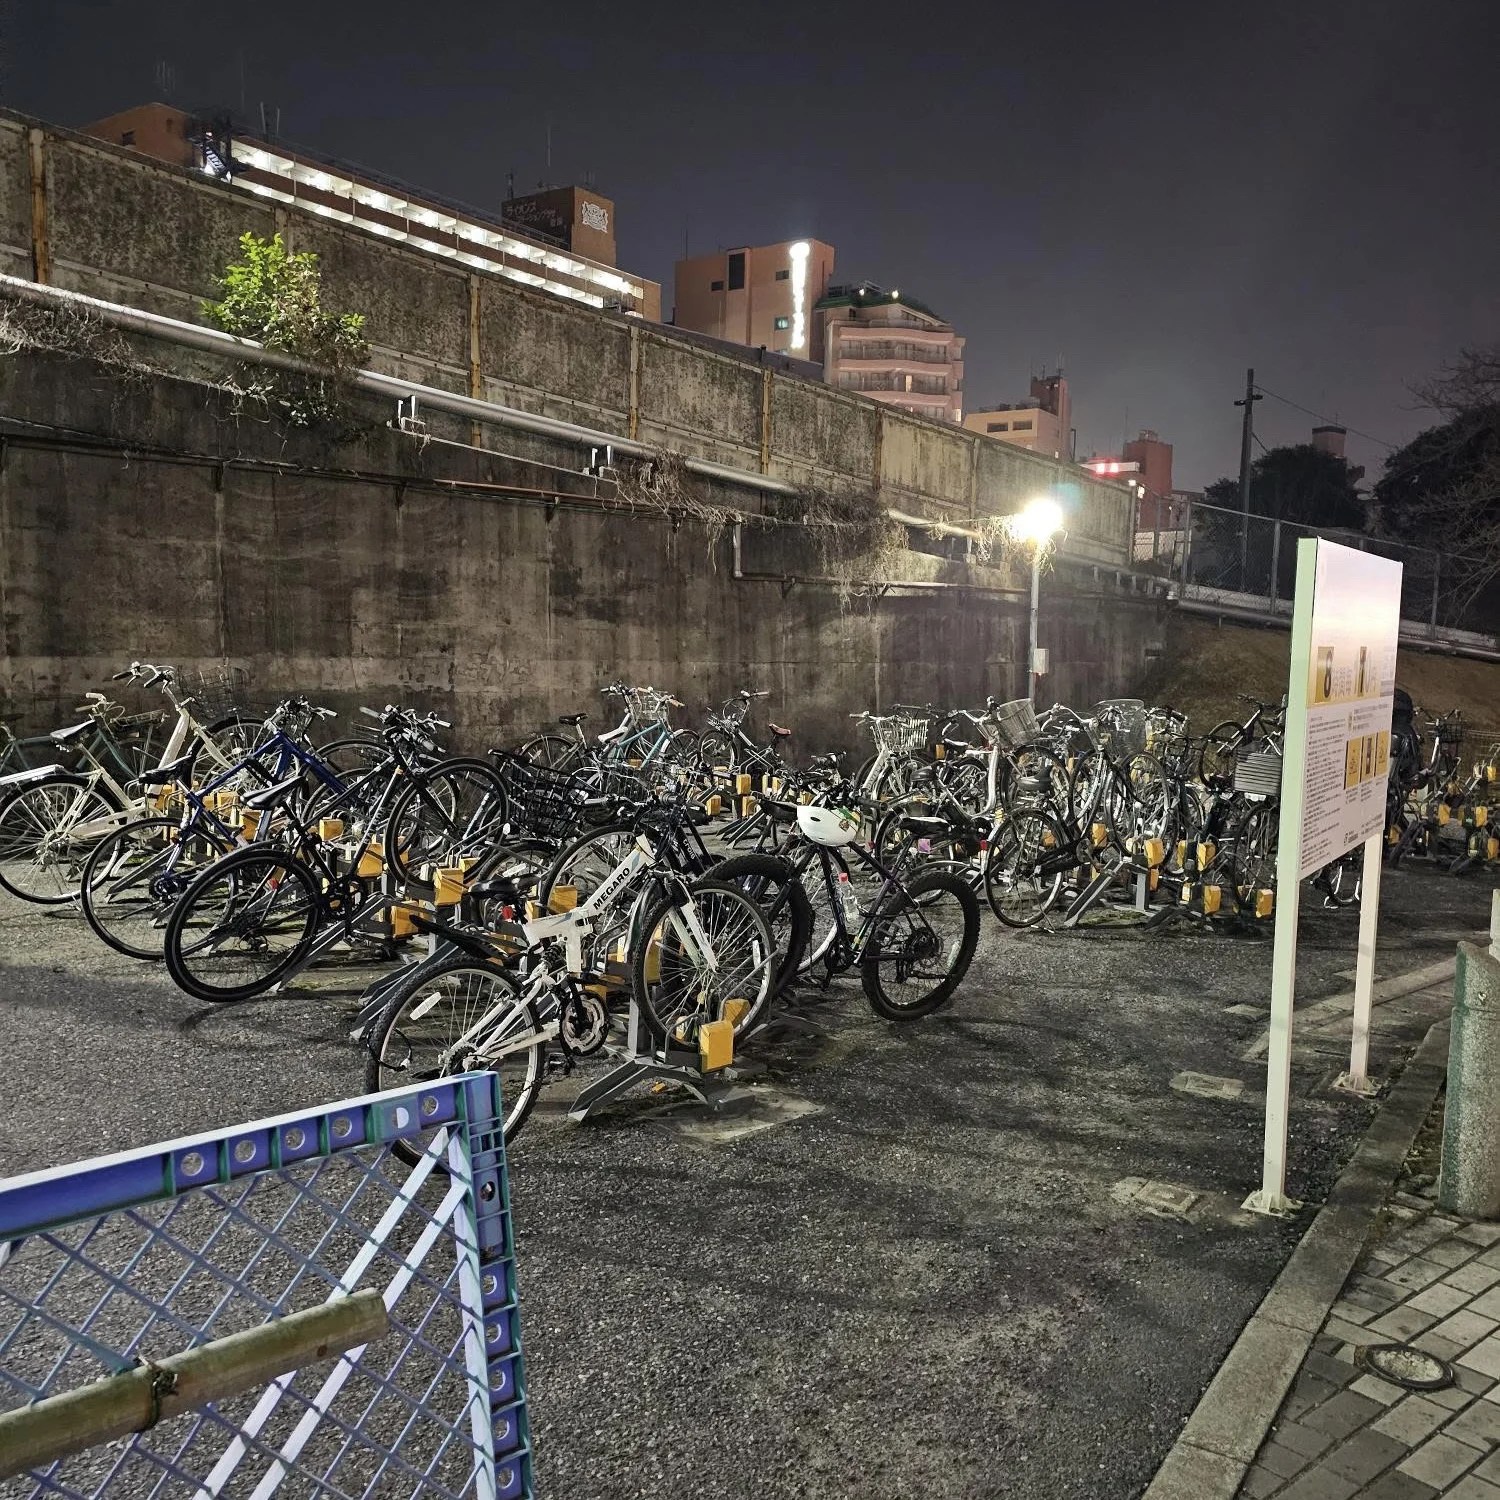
[774,316,790,330]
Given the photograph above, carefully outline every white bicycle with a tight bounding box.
[361,827,776,1143]
[0,663,258,904]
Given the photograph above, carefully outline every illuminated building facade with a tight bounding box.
[818,285,966,424]
[672,239,836,360]
[82,103,661,319]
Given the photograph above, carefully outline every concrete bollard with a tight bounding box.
[1440,940,1500,1219]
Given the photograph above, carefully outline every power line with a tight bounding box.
[1252,384,1397,452]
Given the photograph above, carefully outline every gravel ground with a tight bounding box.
[0,866,1495,1499]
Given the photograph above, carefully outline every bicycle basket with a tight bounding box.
[871,715,929,755]
[1233,745,1283,798]
[1094,700,1147,759]
[990,698,1042,752]
[492,751,593,842]
[181,665,250,720]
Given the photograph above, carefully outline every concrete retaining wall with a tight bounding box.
[0,347,1165,751]
[0,109,1134,564]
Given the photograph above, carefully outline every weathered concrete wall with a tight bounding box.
[0,348,1165,751]
[0,109,1135,563]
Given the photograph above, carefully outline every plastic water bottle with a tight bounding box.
[837,870,861,921]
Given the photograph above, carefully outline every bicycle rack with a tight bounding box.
[1060,843,1173,928]
[267,855,425,998]
[568,992,737,1124]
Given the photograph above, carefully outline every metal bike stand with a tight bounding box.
[268,858,415,996]
[568,996,734,1123]
[1060,850,1163,928]
[1059,851,1125,927]
[749,987,833,1042]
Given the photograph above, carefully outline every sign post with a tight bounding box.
[1245,537,1402,1216]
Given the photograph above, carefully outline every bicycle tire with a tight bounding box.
[630,879,777,1045]
[0,773,120,904]
[80,814,235,960]
[195,712,264,773]
[1198,722,1243,786]
[983,808,1069,928]
[385,757,510,891]
[518,735,578,771]
[860,868,980,1020]
[163,846,322,1002]
[791,844,851,972]
[697,729,739,774]
[703,852,813,997]
[364,952,543,1150]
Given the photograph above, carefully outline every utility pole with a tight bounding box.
[1235,368,1262,587]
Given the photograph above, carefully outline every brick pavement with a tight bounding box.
[1239,1199,1500,1499]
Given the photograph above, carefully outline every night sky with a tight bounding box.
[4,0,1497,488]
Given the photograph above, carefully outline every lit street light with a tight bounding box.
[1009,496,1065,703]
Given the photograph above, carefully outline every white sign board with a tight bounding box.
[1295,545,1402,877]
[1248,537,1402,1217]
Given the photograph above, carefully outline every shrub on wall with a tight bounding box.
[204,232,368,427]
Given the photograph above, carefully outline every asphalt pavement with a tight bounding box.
[0,868,1495,1499]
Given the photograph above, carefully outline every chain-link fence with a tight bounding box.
[0,1073,529,1500]
[1135,499,1498,648]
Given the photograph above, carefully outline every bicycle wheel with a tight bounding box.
[983,808,1069,928]
[697,729,739,773]
[861,868,980,1020]
[518,735,577,771]
[386,757,510,890]
[1006,746,1072,821]
[315,736,387,777]
[935,755,990,816]
[1230,800,1279,898]
[1111,753,1173,849]
[0,774,119,904]
[80,815,235,960]
[163,847,321,1002]
[365,953,543,1146]
[1198,723,1242,787]
[872,794,977,881]
[631,880,776,1044]
[202,712,264,767]
[704,852,813,997]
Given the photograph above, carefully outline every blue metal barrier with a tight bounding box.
[0,1072,530,1499]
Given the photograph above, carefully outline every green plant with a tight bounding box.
[203,233,368,427]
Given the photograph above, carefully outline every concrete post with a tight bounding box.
[1439,940,1500,1219]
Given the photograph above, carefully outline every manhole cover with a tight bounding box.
[1354,1342,1455,1391]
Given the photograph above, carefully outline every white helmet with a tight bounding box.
[797,803,862,848]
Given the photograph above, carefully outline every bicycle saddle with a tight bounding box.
[241,773,304,810]
[469,876,524,907]
[136,751,198,788]
[50,722,90,745]
[769,723,792,738]
[557,713,587,727]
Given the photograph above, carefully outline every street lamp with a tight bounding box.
[1009,496,1065,703]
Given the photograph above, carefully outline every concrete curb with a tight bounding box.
[1240,953,1464,1061]
[1141,1017,1452,1500]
